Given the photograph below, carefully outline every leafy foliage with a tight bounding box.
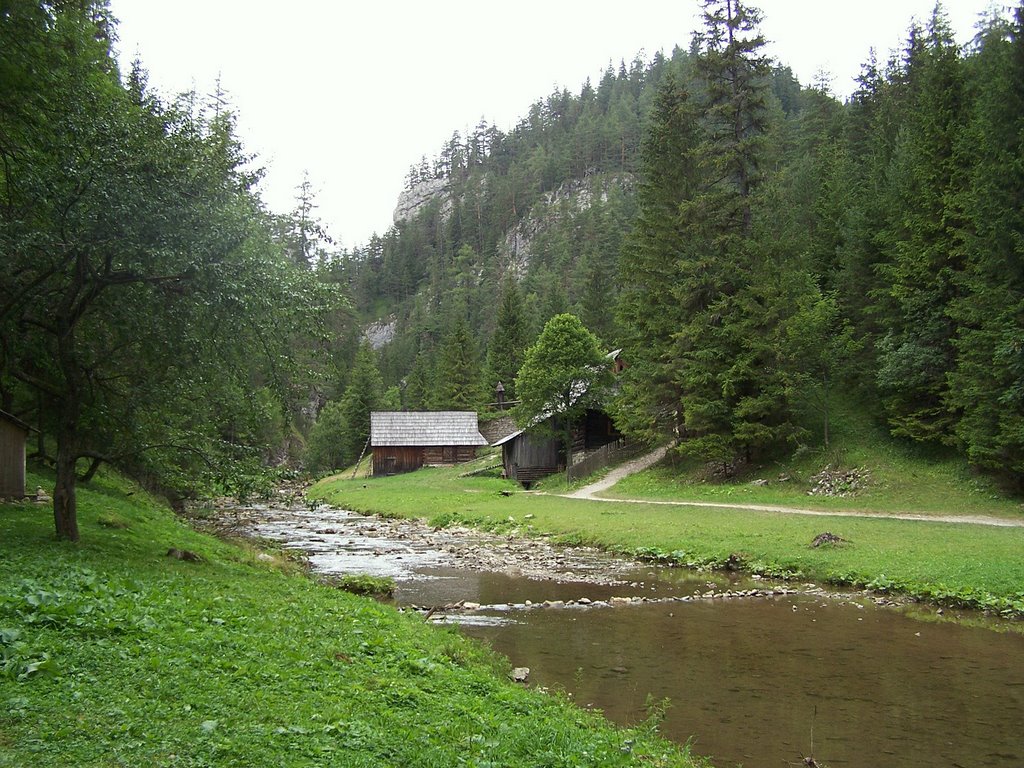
[0,1,339,536]
[516,314,612,473]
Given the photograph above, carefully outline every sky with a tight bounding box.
[109,1,998,250]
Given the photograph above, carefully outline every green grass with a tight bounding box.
[311,453,1024,620]
[0,467,703,768]
[606,444,1024,518]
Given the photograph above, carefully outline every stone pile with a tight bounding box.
[808,466,871,497]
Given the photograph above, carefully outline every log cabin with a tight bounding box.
[370,411,488,476]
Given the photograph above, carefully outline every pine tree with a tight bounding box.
[947,4,1024,482]
[431,313,483,410]
[615,72,701,441]
[485,274,530,400]
[670,0,798,466]
[873,9,968,443]
[337,343,386,463]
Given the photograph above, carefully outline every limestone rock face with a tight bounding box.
[363,315,397,350]
[498,174,634,278]
[393,177,451,225]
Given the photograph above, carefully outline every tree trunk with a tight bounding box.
[822,374,831,450]
[54,298,82,542]
[78,456,103,483]
[564,419,574,483]
[53,421,80,541]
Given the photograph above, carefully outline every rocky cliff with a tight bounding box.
[392,177,451,226]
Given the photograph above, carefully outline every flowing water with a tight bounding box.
[228,502,1024,768]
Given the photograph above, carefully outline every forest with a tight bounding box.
[2,0,1023,542]
[318,0,1024,489]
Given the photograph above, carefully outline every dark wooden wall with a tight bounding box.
[0,419,27,498]
[583,409,622,450]
[502,433,560,485]
[372,445,479,476]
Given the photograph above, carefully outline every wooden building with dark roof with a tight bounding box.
[0,410,30,498]
[370,411,488,476]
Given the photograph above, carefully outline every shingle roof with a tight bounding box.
[0,409,31,432]
[370,411,488,447]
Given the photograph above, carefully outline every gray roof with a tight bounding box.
[370,411,487,447]
[0,409,31,432]
[491,428,525,448]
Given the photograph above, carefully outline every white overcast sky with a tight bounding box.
[109,1,996,249]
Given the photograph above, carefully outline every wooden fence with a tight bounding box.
[566,439,648,483]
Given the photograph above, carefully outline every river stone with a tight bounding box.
[511,667,530,683]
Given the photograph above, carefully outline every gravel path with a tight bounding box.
[563,442,673,499]
[559,444,1024,528]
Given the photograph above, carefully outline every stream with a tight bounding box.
[216,501,1024,768]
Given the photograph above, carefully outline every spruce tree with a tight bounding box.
[485,274,530,400]
[338,343,386,463]
[873,9,968,443]
[431,312,483,410]
[615,72,701,441]
[947,4,1024,482]
[671,0,798,466]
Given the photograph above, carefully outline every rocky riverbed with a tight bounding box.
[200,498,899,615]
[201,499,638,585]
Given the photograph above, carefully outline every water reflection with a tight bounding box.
[458,596,1024,768]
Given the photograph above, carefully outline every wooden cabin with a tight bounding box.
[370,411,488,476]
[493,428,559,487]
[0,410,30,498]
[495,408,622,487]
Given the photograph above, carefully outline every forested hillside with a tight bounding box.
[3,0,1022,525]
[316,0,1024,488]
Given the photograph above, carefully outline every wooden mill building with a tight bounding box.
[370,411,488,477]
[494,408,622,488]
[0,410,30,498]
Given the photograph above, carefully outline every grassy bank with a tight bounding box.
[0,468,703,767]
[310,457,1024,619]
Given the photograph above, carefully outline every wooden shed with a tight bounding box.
[493,428,560,487]
[370,411,488,477]
[494,409,623,488]
[0,410,30,499]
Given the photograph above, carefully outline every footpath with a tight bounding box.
[559,444,1024,528]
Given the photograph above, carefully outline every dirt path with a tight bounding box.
[563,442,673,499]
[559,444,1024,528]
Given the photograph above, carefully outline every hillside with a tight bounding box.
[310,2,1024,493]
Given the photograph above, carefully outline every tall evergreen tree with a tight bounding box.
[431,312,483,410]
[337,343,386,464]
[947,4,1024,482]
[873,9,968,443]
[485,274,530,400]
[615,72,701,441]
[670,0,799,466]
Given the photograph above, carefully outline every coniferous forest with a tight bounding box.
[3,0,1024,543]
[322,1,1024,488]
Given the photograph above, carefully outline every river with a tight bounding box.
[219,501,1024,768]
